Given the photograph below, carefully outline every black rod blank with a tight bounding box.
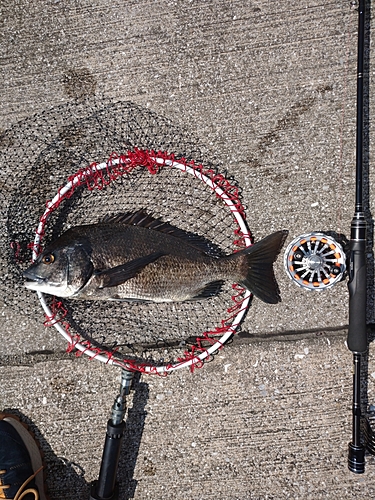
[355,0,365,214]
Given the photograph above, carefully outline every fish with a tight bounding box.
[23,211,288,304]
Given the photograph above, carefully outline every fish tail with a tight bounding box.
[230,230,289,304]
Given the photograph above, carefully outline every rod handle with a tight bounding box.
[90,419,126,500]
[347,239,367,353]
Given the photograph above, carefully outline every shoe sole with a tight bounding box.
[0,413,49,500]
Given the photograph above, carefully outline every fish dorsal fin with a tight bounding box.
[100,210,223,257]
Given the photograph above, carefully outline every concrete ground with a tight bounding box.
[1,0,375,498]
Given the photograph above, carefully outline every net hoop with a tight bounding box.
[30,150,251,374]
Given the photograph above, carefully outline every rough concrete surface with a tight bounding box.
[1,0,375,499]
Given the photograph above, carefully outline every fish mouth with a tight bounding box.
[23,277,45,290]
[23,270,69,295]
[23,270,46,289]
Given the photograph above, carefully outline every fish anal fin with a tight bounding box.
[190,280,224,301]
[96,251,164,288]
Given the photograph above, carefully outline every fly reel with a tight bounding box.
[284,232,347,291]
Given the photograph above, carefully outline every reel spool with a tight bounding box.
[284,232,346,291]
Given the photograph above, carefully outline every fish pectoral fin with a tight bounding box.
[190,280,224,300]
[95,252,164,288]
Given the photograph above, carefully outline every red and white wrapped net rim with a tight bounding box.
[30,149,252,375]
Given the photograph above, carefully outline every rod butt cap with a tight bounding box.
[348,442,365,473]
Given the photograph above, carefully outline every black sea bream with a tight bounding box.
[24,211,288,304]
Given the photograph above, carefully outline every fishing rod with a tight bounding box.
[347,0,367,474]
[284,0,374,473]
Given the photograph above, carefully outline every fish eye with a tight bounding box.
[41,253,55,265]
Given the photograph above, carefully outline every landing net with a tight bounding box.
[2,100,252,374]
[29,150,251,374]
